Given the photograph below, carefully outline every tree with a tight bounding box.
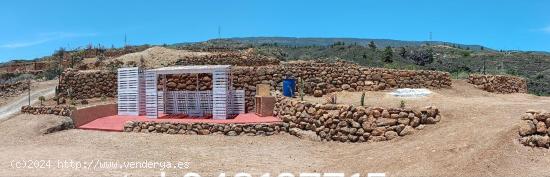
[383,46,393,63]
[408,48,434,66]
[398,47,407,57]
[368,41,377,50]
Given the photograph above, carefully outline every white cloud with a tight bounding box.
[542,26,550,33]
[0,32,97,49]
[0,39,51,48]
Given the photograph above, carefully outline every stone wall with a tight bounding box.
[0,81,27,98]
[273,96,441,142]
[58,69,117,99]
[20,105,73,116]
[467,74,527,94]
[122,96,442,143]
[175,49,280,66]
[58,60,452,111]
[123,121,284,136]
[518,110,550,148]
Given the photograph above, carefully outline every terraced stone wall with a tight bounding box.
[468,74,527,94]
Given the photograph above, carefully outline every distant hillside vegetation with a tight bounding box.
[222,37,490,51]
[178,38,550,96]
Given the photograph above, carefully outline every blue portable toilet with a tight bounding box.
[282,78,296,97]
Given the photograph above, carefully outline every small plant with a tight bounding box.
[400,100,406,108]
[325,93,337,104]
[69,99,77,106]
[38,96,46,106]
[360,92,366,106]
[100,94,107,102]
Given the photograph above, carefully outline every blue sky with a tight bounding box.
[1,0,549,62]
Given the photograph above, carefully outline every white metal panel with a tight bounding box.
[212,70,229,119]
[145,71,158,118]
[157,91,164,113]
[117,67,145,116]
[228,90,245,116]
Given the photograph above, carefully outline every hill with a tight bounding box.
[2,37,549,96]
[217,37,491,51]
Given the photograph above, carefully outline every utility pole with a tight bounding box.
[124,34,127,47]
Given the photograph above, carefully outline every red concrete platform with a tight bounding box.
[78,113,282,132]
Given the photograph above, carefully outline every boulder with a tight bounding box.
[519,120,536,136]
[313,90,323,97]
[537,122,548,133]
[376,118,397,126]
[341,84,351,90]
[289,128,321,142]
[399,126,415,136]
[384,131,398,140]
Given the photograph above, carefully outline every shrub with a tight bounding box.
[400,100,406,108]
[69,99,77,106]
[38,96,46,106]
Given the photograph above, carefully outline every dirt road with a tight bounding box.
[0,80,58,121]
[1,80,549,177]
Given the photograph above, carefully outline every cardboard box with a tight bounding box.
[255,96,276,117]
[256,84,271,96]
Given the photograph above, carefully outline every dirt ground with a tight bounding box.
[1,80,550,177]
[112,47,215,68]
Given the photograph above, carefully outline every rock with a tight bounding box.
[341,84,351,90]
[415,124,425,130]
[289,128,321,142]
[166,82,177,88]
[351,121,361,128]
[225,131,238,136]
[368,136,386,142]
[537,122,548,133]
[535,112,548,121]
[526,109,540,114]
[307,107,316,114]
[376,118,397,126]
[398,112,408,118]
[538,135,550,147]
[313,90,323,97]
[519,120,536,136]
[381,110,390,118]
[399,126,415,136]
[198,129,210,135]
[410,117,420,127]
[384,131,398,140]
[371,127,386,136]
[397,118,410,125]
[425,117,437,124]
[362,122,375,132]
